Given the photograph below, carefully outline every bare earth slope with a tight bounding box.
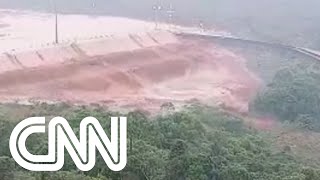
[0,33,260,113]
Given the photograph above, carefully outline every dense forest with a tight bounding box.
[1,101,320,180]
[252,61,320,131]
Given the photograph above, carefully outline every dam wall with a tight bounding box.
[0,31,177,74]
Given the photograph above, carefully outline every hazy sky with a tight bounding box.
[1,0,320,48]
[1,0,319,19]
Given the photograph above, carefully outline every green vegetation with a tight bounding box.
[0,104,320,180]
[252,62,320,131]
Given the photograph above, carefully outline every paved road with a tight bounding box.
[174,31,320,61]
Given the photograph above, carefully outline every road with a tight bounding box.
[175,31,320,62]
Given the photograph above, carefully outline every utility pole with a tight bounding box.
[53,0,59,44]
[92,0,96,8]
[152,3,162,30]
[166,4,175,30]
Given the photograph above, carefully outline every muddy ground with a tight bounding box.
[0,34,262,113]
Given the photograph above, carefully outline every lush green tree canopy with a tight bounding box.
[0,104,319,179]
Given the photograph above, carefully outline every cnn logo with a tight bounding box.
[9,116,127,171]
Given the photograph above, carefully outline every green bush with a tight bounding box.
[252,62,320,131]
